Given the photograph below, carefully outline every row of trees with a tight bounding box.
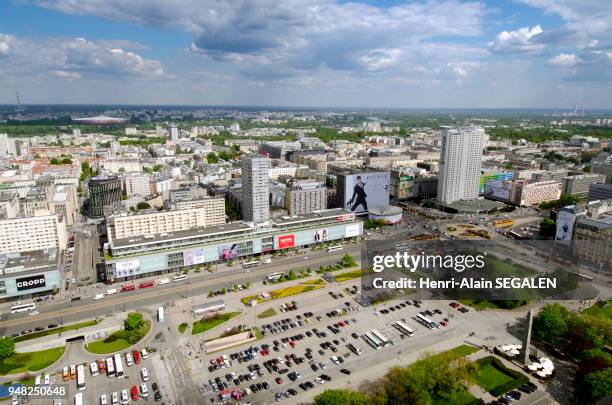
[533,303,612,404]
[538,194,580,210]
[314,351,478,405]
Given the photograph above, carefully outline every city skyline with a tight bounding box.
[1,1,612,108]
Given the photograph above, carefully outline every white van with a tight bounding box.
[125,352,133,366]
[111,392,119,405]
[141,367,149,382]
[90,362,99,376]
[140,383,149,398]
[100,394,108,405]
[140,349,148,359]
[105,289,117,295]
[120,390,129,405]
[157,278,170,285]
[93,294,104,300]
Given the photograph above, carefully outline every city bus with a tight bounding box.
[113,353,124,378]
[74,392,83,405]
[106,357,115,377]
[266,272,283,282]
[394,321,415,337]
[76,364,85,390]
[415,313,438,329]
[371,329,391,347]
[362,332,382,350]
[157,306,165,323]
[172,274,188,282]
[10,303,36,313]
[243,260,260,269]
[327,245,343,253]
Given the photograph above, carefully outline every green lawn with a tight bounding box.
[0,347,65,375]
[252,327,264,340]
[433,389,478,405]
[241,284,322,305]
[334,270,363,282]
[14,320,99,343]
[449,345,480,357]
[473,359,515,393]
[178,323,189,334]
[192,312,241,335]
[583,300,612,319]
[85,321,150,354]
[257,308,277,319]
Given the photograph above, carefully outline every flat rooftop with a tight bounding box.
[0,249,59,278]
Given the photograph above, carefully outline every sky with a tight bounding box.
[0,0,611,108]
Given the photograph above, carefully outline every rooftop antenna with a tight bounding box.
[15,90,24,112]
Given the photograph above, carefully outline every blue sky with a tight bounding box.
[0,0,611,108]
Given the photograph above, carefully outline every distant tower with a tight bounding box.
[523,309,534,365]
[15,90,24,112]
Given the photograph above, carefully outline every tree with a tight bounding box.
[314,389,372,405]
[207,152,219,164]
[136,202,151,210]
[49,157,60,165]
[60,157,73,164]
[576,368,612,405]
[0,336,15,359]
[124,312,145,331]
[118,167,126,173]
[533,303,569,347]
[539,218,556,237]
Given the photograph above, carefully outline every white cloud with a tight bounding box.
[548,53,580,66]
[0,33,15,56]
[0,33,165,78]
[488,25,544,54]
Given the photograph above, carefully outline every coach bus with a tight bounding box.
[106,357,115,377]
[113,353,124,378]
[371,329,391,347]
[10,303,36,313]
[362,332,382,350]
[74,393,83,405]
[76,364,85,390]
[172,274,188,282]
[266,272,283,282]
[394,320,415,336]
[243,260,260,269]
[415,313,438,329]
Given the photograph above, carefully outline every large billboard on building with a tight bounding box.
[16,274,46,291]
[341,171,390,213]
[313,228,329,243]
[555,206,576,245]
[184,248,206,266]
[277,234,295,249]
[483,180,512,202]
[219,244,240,260]
[115,259,140,278]
[345,223,360,238]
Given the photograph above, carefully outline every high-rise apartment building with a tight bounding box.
[437,126,487,204]
[123,173,151,197]
[241,155,270,222]
[169,125,179,141]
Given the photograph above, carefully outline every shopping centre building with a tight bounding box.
[104,208,362,282]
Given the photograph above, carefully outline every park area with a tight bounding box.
[85,312,150,354]
[0,347,65,375]
[192,312,241,335]
[472,357,529,396]
[241,284,322,305]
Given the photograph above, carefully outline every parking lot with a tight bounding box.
[197,284,473,404]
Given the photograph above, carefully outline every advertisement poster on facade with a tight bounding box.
[555,206,576,245]
[218,244,240,260]
[313,228,329,243]
[342,172,390,213]
[115,259,140,278]
[184,248,207,266]
[483,180,511,201]
[345,223,360,238]
[277,234,295,249]
[16,274,46,291]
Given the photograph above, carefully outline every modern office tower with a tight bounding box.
[285,179,327,215]
[437,126,487,204]
[561,174,606,198]
[0,214,67,254]
[241,155,270,222]
[88,175,122,217]
[589,183,612,201]
[169,125,179,141]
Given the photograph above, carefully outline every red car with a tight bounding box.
[138,281,154,289]
[275,377,283,384]
[131,386,139,401]
[440,321,448,327]
[289,341,296,348]
[449,302,460,308]
[133,350,141,364]
[97,359,106,373]
[121,284,136,292]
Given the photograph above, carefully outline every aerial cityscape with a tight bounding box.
[0,1,611,405]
